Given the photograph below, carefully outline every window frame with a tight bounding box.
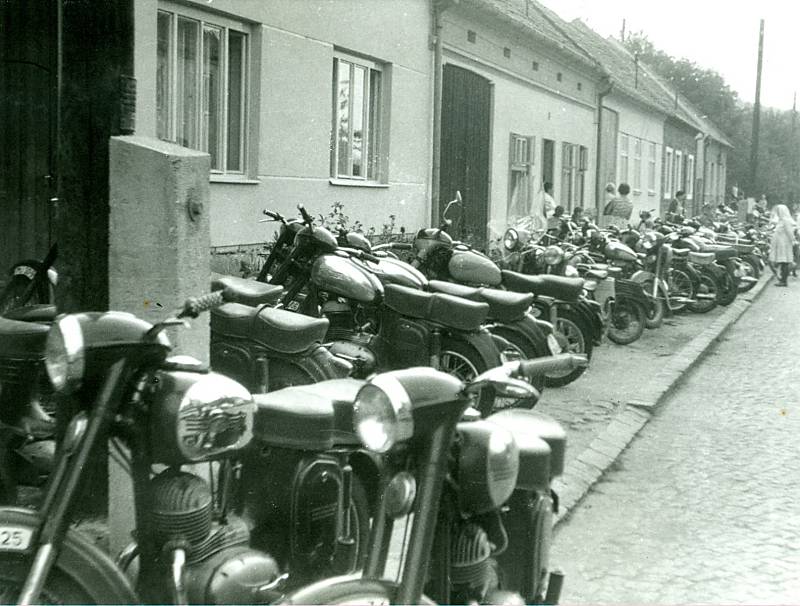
[632,137,642,194]
[331,50,386,183]
[664,146,674,198]
[686,154,695,200]
[156,3,251,177]
[560,142,585,211]
[508,133,535,218]
[618,134,629,186]
[647,142,657,195]
[674,149,684,195]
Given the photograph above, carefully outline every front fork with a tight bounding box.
[18,360,128,606]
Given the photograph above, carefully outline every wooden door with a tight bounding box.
[542,139,555,187]
[0,0,57,267]
[440,64,491,249]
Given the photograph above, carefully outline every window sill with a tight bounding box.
[632,188,642,196]
[210,174,261,185]
[329,178,389,189]
[647,190,657,197]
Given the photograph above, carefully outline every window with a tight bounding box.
[157,7,248,174]
[560,143,587,210]
[332,52,384,181]
[556,72,563,82]
[467,30,477,43]
[632,138,642,192]
[675,150,684,194]
[710,162,717,201]
[503,47,511,58]
[618,134,629,185]
[647,142,657,193]
[664,147,674,198]
[532,61,539,71]
[508,134,534,219]
[686,154,695,199]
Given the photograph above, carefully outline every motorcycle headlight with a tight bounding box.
[353,373,413,453]
[564,264,580,277]
[543,245,564,265]
[503,228,519,252]
[641,231,658,250]
[150,370,255,464]
[45,315,85,393]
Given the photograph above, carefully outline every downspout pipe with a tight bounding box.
[594,76,613,216]
[431,0,457,225]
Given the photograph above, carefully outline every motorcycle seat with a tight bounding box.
[671,248,689,257]
[211,303,329,354]
[212,275,284,307]
[383,284,489,331]
[427,280,533,323]
[702,245,738,260]
[586,269,608,280]
[0,317,49,358]
[4,304,58,324]
[688,251,715,265]
[251,379,363,450]
[500,271,584,302]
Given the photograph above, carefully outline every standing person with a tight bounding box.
[769,203,796,287]
[667,190,687,223]
[603,183,633,229]
[542,182,556,222]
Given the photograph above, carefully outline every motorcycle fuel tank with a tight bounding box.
[372,256,428,289]
[449,249,502,286]
[604,240,637,263]
[311,254,382,303]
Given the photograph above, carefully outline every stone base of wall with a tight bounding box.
[211,243,270,278]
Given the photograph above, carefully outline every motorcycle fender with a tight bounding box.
[629,270,655,285]
[0,507,138,604]
[559,300,603,346]
[492,315,549,357]
[445,327,503,369]
[490,333,512,357]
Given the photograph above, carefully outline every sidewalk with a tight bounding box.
[536,273,773,524]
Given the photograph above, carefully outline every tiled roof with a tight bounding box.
[461,0,602,73]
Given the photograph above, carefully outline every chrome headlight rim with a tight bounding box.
[503,228,519,252]
[45,314,85,393]
[543,245,564,266]
[353,373,414,454]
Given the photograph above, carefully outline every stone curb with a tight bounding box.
[553,272,773,526]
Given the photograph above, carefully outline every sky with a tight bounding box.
[538,0,800,111]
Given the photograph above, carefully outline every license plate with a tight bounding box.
[0,526,33,552]
[547,333,562,355]
[13,266,36,280]
[285,300,300,311]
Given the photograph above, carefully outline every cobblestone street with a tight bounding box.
[551,281,800,604]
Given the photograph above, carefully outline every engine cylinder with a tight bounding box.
[150,469,213,546]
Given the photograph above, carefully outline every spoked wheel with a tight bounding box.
[606,298,645,345]
[687,270,718,314]
[0,554,96,605]
[641,279,664,329]
[440,336,502,416]
[543,309,591,388]
[668,269,695,313]
[716,270,737,306]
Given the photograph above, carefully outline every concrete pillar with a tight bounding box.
[107,135,211,555]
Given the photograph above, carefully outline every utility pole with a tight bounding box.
[620,18,626,42]
[749,19,764,195]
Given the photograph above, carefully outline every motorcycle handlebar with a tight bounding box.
[263,209,284,222]
[178,291,226,319]
[298,204,313,225]
[517,354,588,379]
[373,242,413,251]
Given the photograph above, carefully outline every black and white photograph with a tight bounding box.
[0,0,797,603]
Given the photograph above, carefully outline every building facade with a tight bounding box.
[133,0,434,253]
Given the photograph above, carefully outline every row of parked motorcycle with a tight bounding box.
[0,193,771,604]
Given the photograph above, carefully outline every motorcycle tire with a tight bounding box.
[488,324,546,407]
[0,555,96,604]
[283,577,435,605]
[668,269,695,314]
[716,270,737,306]
[686,269,718,314]
[439,335,503,416]
[543,308,591,388]
[641,279,664,329]
[737,257,759,293]
[606,298,645,345]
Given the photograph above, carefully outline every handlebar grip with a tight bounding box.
[178,291,225,319]
[361,251,381,264]
[517,354,588,379]
[263,209,282,221]
[298,204,313,224]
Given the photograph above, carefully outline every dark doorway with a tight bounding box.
[0,0,57,268]
[541,139,555,188]
[440,64,491,249]
[598,107,619,212]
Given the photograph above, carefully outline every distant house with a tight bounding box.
[439,0,605,243]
